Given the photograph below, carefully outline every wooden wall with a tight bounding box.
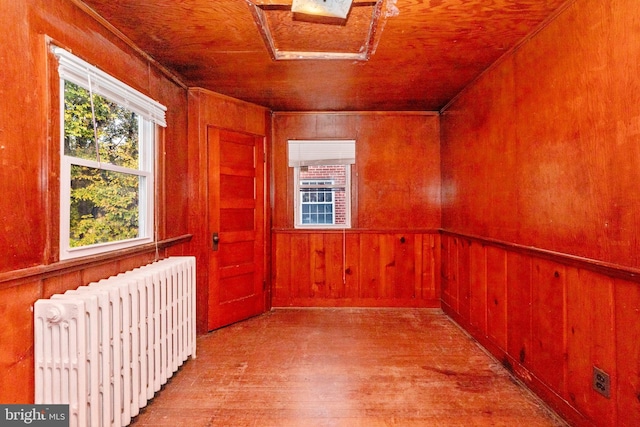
[440,0,640,425]
[274,230,440,307]
[271,113,441,307]
[0,0,191,403]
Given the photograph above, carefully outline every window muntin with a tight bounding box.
[55,47,164,260]
[300,180,336,225]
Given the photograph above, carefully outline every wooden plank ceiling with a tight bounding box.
[77,0,571,112]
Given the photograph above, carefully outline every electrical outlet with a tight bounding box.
[593,366,610,398]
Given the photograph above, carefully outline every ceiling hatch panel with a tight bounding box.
[248,0,389,60]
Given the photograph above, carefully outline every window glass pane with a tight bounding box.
[69,165,140,247]
[64,81,140,169]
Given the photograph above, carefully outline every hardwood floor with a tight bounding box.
[131,308,568,426]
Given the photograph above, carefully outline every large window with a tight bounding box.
[288,140,355,228]
[53,47,167,260]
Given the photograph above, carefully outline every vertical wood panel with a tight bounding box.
[291,233,311,299]
[431,234,442,301]
[441,235,452,308]
[345,233,360,299]
[531,259,566,397]
[309,234,325,298]
[506,252,532,367]
[273,232,291,302]
[153,73,190,241]
[486,246,507,350]
[615,278,640,426]
[445,237,460,311]
[469,242,487,335]
[0,281,41,403]
[457,237,471,323]
[566,267,616,425]
[420,234,435,300]
[1,2,47,271]
[379,234,395,299]
[359,233,381,299]
[394,234,416,300]
[452,237,460,311]
[414,234,425,300]
[325,233,346,299]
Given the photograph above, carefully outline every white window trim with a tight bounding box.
[54,47,164,260]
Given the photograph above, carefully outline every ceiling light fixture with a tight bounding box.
[291,0,354,19]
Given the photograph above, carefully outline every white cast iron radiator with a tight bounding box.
[34,256,196,427]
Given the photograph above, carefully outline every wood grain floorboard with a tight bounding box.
[131,308,568,426]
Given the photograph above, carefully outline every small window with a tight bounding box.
[288,140,355,229]
[53,47,166,260]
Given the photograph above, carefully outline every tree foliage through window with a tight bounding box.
[64,81,141,247]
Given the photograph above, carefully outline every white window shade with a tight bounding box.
[52,46,167,127]
[288,140,356,167]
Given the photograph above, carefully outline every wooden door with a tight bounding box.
[207,127,266,330]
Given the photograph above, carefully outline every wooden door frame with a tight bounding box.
[206,125,269,331]
[186,89,271,334]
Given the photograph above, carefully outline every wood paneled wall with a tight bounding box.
[272,113,441,230]
[441,233,640,427]
[271,113,441,306]
[0,0,191,403]
[441,0,640,269]
[440,0,640,425]
[273,231,440,307]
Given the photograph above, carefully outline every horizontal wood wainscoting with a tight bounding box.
[440,231,640,427]
[273,230,440,307]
